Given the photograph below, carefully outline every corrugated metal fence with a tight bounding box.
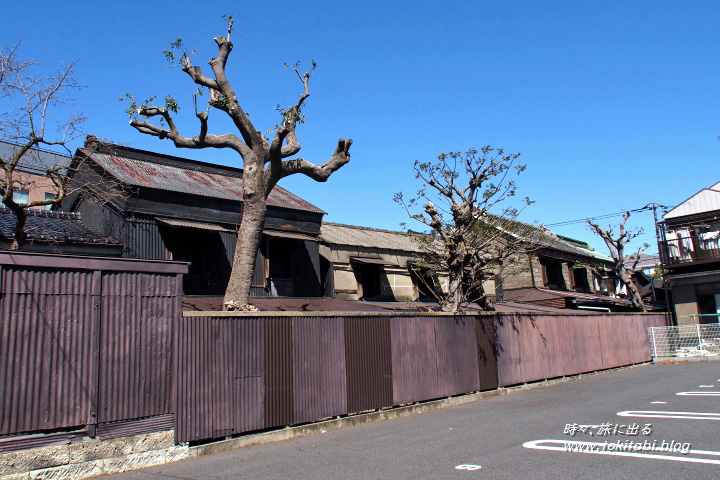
[0,252,185,451]
[0,251,668,449]
[176,310,668,443]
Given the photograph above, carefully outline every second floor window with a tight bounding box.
[13,188,29,204]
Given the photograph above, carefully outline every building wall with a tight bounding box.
[668,272,720,325]
[1,170,60,207]
[502,253,602,295]
[319,244,420,301]
[672,284,699,325]
[498,254,535,290]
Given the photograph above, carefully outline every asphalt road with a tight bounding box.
[104,362,720,480]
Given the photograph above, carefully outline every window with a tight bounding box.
[13,188,29,204]
[44,192,55,210]
[539,258,566,290]
[571,267,590,292]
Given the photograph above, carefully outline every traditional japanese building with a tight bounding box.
[62,136,325,297]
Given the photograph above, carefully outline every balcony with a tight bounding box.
[659,230,720,267]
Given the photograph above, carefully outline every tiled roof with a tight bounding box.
[0,207,121,246]
[82,147,325,215]
[500,216,612,262]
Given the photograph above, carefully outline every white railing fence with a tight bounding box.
[648,323,720,358]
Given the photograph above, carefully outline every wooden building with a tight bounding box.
[62,136,324,297]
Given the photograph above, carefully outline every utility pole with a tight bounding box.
[649,202,674,325]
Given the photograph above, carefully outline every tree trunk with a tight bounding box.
[620,270,646,312]
[476,295,495,311]
[224,195,267,308]
[443,268,464,312]
[6,202,27,251]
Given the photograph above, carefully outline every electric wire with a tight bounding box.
[545,204,667,228]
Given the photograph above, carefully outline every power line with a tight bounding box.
[545,204,666,228]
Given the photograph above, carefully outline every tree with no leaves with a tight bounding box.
[395,147,534,312]
[124,17,352,310]
[0,43,85,250]
[587,211,647,311]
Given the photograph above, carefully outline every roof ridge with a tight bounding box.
[322,221,418,235]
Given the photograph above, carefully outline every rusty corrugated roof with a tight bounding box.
[86,150,325,214]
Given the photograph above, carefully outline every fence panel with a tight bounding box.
[0,267,95,435]
[264,317,293,428]
[292,316,347,424]
[434,316,480,397]
[97,272,177,424]
[390,316,439,405]
[0,252,185,448]
[344,316,393,414]
[496,313,667,387]
[648,323,720,358]
[475,316,499,391]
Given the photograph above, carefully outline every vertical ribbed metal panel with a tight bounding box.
[475,316,499,391]
[0,267,94,434]
[176,316,233,443]
[344,316,392,414]
[233,317,265,433]
[292,316,347,424]
[597,315,647,369]
[390,316,438,405]
[97,271,175,423]
[433,316,480,397]
[494,313,667,387]
[175,315,265,443]
[220,230,237,264]
[264,317,293,428]
[124,217,166,260]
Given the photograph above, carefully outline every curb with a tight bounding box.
[653,356,720,363]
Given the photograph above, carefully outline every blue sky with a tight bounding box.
[4,1,720,256]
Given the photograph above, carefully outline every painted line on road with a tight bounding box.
[677,392,720,396]
[617,410,720,421]
[650,401,667,404]
[523,440,720,465]
[699,385,714,388]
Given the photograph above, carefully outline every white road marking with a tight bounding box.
[677,392,720,396]
[650,401,667,404]
[455,464,482,471]
[617,410,720,421]
[699,385,715,388]
[523,439,720,465]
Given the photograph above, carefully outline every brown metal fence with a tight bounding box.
[0,253,668,448]
[175,311,667,443]
[0,252,185,450]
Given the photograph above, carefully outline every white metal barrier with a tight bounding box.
[648,323,720,358]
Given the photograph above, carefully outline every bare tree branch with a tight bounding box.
[0,43,87,249]
[588,211,647,311]
[395,147,532,312]
[123,20,352,308]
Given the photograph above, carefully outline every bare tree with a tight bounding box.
[124,17,352,310]
[395,147,533,312]
[0,43,86,250]
[587,211,647,311]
